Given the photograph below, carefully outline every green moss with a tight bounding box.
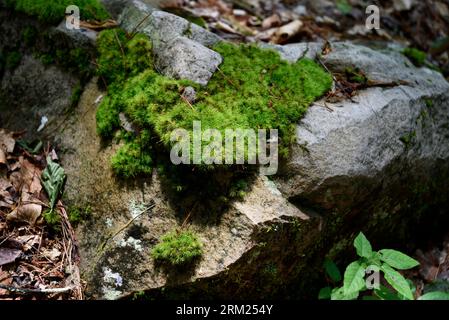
[4,0,109,24]
[111,141,153,179]
[43,205,91,230]
[5,51,22,69]
[345,67,367,84]
[70,82,83,108]
[96,29,332,175]
[402,48,427,67]
[424,98,434,108]
[400,131,416,148]
[151,230,203,266]
[67,205,92,226]
[22,26,37,46]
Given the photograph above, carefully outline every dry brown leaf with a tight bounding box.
[0,248,21,266]
[7,190,42,225]
[262,14,281,30]
[42,247,61,261]
[16,235,40,252]
[0,129,15,154]
[271,20,303,44]
[0,149,6,165]
[78,19,118,31]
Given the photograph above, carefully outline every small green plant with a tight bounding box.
[41,156,66,213]
[151,230,203,266]
[319,232,449,300]
[319,233,410,300]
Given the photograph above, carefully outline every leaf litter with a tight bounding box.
[0,128,82,300]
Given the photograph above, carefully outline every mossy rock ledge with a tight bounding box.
[1,1,449,299]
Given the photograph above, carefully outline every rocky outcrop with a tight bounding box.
[275,42,449,212]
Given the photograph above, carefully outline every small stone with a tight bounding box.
[181,86,197,104]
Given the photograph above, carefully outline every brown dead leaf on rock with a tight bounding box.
[0,129,15,154]
[0,248,22,266]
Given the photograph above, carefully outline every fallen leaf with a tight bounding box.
[0,129,15,153]
[0,248,21,266]
[42,247,61,261]
[16,235,40,252]
[262,14,281,29]
[7,205,42,225]
[271,20,304,44]
[78,19,118,31]
[0,148,6,165]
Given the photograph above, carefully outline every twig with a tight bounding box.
[127,13,152,41]
[181,95,195,111]
[217,67,239,89]
[0,283,74,294]
[181,203,197,229]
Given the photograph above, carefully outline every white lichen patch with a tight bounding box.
[105,217,114,228]
[129,200,146,219]
[103,267,123,287]
[102,267,123,300]
[119,236,143,252]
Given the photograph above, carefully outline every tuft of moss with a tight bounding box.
[345,67,367,84]
[111,141,153,179]
[151,230,203,266]
[43,205,91,230]
[4,0,109,24]
[402,48,427,67]
[5,51,22,70]
[70,82,83,108]
[22,26,37,46]
[96,30,332,175]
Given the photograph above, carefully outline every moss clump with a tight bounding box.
[70,82,83,108]
[151,230,203,266]
[345,67,367,84]
[43,205,91,231]
[111,141,153,179]
[5,51,22,69]
[4,0,109,24]
[402,48,427,67]
[22,26,37,46]
[96,29,332,176]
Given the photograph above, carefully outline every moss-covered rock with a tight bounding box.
[96,29,332,177]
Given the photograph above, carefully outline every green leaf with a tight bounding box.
[324,259,342,282]
[380,264,414,300]
[353,232,373,258]
[379,249,420,270]
[331,287,359,300]
[41,156,66,212]
[343,261,366,295]
[374,285,402,300]
[318,287,332,300]
[418,291,449,300]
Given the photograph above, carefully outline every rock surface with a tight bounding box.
[274,42,449,212]
[112,0,222,85]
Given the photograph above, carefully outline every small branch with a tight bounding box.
[0,284,74,294]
